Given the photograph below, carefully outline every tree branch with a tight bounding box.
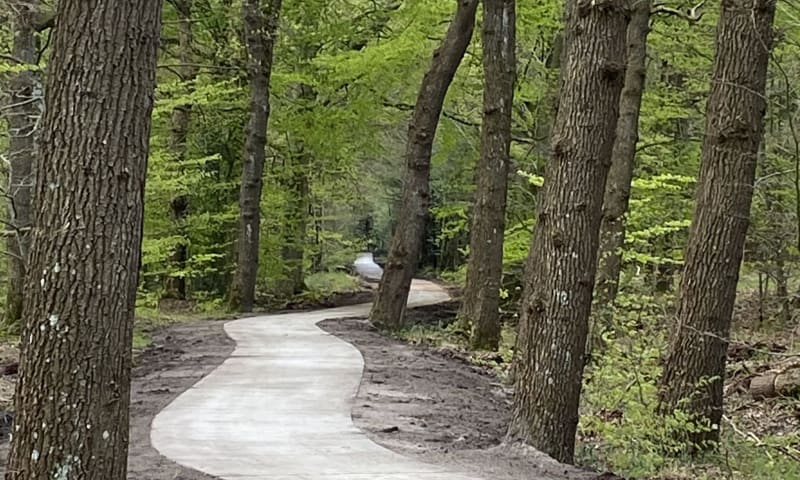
[381,100,541,145]
[33,12,56,32]
[651,1,705,22]
[0,53,24,65]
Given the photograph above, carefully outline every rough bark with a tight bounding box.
[507,0,628,464]
[230,0,282,312]
[594,0,652,307]
[458,0,516,351]
[165,0,198,300]
[658,0,776,449]
[3,0,40,330]
[370,0,479,330]
[4,0,161,478]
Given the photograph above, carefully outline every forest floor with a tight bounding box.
[355,294,800,479]
[318,309,603,480]
[0,286,794,479]
[0,285,604,480]
[0,289,376,478]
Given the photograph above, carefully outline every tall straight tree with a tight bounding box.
[370,0,479,329]
[231,0,282,312]
[594,0,652,308]
[458,0,516,350]
[659,0,776,448]
[281,148,309,296]
[3,0,41,329]
[4,0,162,477]
[507,0,628,464]
[165,0,199,300]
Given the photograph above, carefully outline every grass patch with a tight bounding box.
[304,271,361,296]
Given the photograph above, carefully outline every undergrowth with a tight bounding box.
[396,289,800,480]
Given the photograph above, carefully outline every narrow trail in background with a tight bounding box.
[151,279,483,479]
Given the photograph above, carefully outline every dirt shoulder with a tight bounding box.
[0,288,376,479]
[0,319,232,479]
[126,320,233,479]
[318,312,605,480]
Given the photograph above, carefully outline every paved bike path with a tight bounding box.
[151,280,482,479]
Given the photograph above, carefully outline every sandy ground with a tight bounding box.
[319,308,608,480]
[126,320,235,479]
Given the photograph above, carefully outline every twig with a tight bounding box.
[680,323,800,358]
[0,53,24,65]
[723,415,800,464]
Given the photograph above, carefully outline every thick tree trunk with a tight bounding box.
[165,0,198,300]
[594,0,652,307]
[4,0,161,478]
[458,0,516,351]
[231,0,282,312]
[370,0,478,329]
[658,0,775,449]
[507,0,628,464]
[3,1,40,330]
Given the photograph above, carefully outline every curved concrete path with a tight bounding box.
[151,280,482,479]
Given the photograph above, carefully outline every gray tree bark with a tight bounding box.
[370,0,479,329]
[231,0,282,312]
[507,0,628,464]
[3,0,41,330]
[594,0,652,308]
[659,0,776,449]
[4,0,161,477]
[459,0,516,350]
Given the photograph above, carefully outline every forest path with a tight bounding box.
[151,279,483,479]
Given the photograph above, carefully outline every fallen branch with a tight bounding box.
[723,415,800,463]
[750,362,800,399]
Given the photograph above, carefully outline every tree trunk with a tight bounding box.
[507,0,628,464]
[281,149,309,296]
[775,251,791,324]
[4,0,161,478]
[458,0,516,351]
[369,0,478,329]
[230,0,282,312]
[762,117,793,324]
[165,0,198,300]
[3,1,40,331]
[594,0,652,307]
[658,0,776,450]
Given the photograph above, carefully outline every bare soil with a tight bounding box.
[319,306,610,480]
[0,320,232,479]
[126,320,233,479]
[0,292,614,479]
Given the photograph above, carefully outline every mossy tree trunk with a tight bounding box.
[3,0,41,331]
